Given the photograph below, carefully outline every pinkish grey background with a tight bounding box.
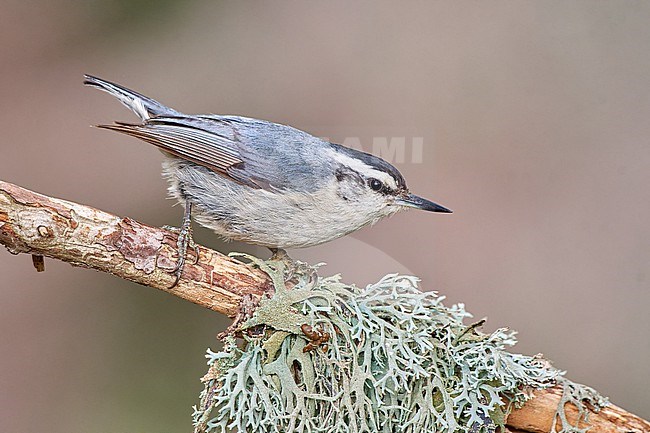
[1,1,649,432]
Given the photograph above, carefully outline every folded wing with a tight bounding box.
[98,116,244,177]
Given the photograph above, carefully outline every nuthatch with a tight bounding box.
[84,75,451,282]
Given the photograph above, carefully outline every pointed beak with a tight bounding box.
[396,193,453,213]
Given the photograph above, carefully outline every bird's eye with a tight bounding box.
[368,178,384,192]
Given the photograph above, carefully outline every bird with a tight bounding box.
[84,75,451,284]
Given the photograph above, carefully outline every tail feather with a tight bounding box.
[83,74,180,120]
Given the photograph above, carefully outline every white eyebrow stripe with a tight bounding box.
[328,149,398,190]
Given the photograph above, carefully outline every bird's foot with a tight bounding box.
[169,229,199,288]
[269,247,290,262]
[164,202,198,288]
[269,248,305,274]
[267,248,317,288]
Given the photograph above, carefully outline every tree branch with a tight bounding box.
[1,179,647,433]
[508,384,650,433]
[0,179,271,317]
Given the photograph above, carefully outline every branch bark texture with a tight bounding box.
[0,179,647,433]
[508,385,649,433]
[0,180,271,316]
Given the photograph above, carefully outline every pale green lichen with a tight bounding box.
[192,257,607,433]
[552,377,609,433]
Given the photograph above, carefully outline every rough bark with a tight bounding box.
[0,179,647,433]
[508,384,650,433]
[0,180,271,317]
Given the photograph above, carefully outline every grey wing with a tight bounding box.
[208,115,328,193]
[98,115,322,191]
[98,116,248,182]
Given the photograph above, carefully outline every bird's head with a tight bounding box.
[327,143,451,223]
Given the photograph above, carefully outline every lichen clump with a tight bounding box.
[192,258,606,433]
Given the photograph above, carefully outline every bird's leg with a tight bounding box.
[268,247,309,283]
[168,200,198,288]
[269,247,289,262]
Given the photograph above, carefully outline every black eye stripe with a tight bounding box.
[335,167,363,183]
[336,166,397,195]
[330,142,408,190]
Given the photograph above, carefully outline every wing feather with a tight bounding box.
[97,117,244,175]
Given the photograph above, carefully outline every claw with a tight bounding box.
[170,265,183,288]
[192,242,200,265]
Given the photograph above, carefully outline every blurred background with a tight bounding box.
[1,1,649,431]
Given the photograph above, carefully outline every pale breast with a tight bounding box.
[162,156,398,248]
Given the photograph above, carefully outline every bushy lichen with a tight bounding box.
[192,257,607,433]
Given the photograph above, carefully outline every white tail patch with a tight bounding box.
[131,98,150,120]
